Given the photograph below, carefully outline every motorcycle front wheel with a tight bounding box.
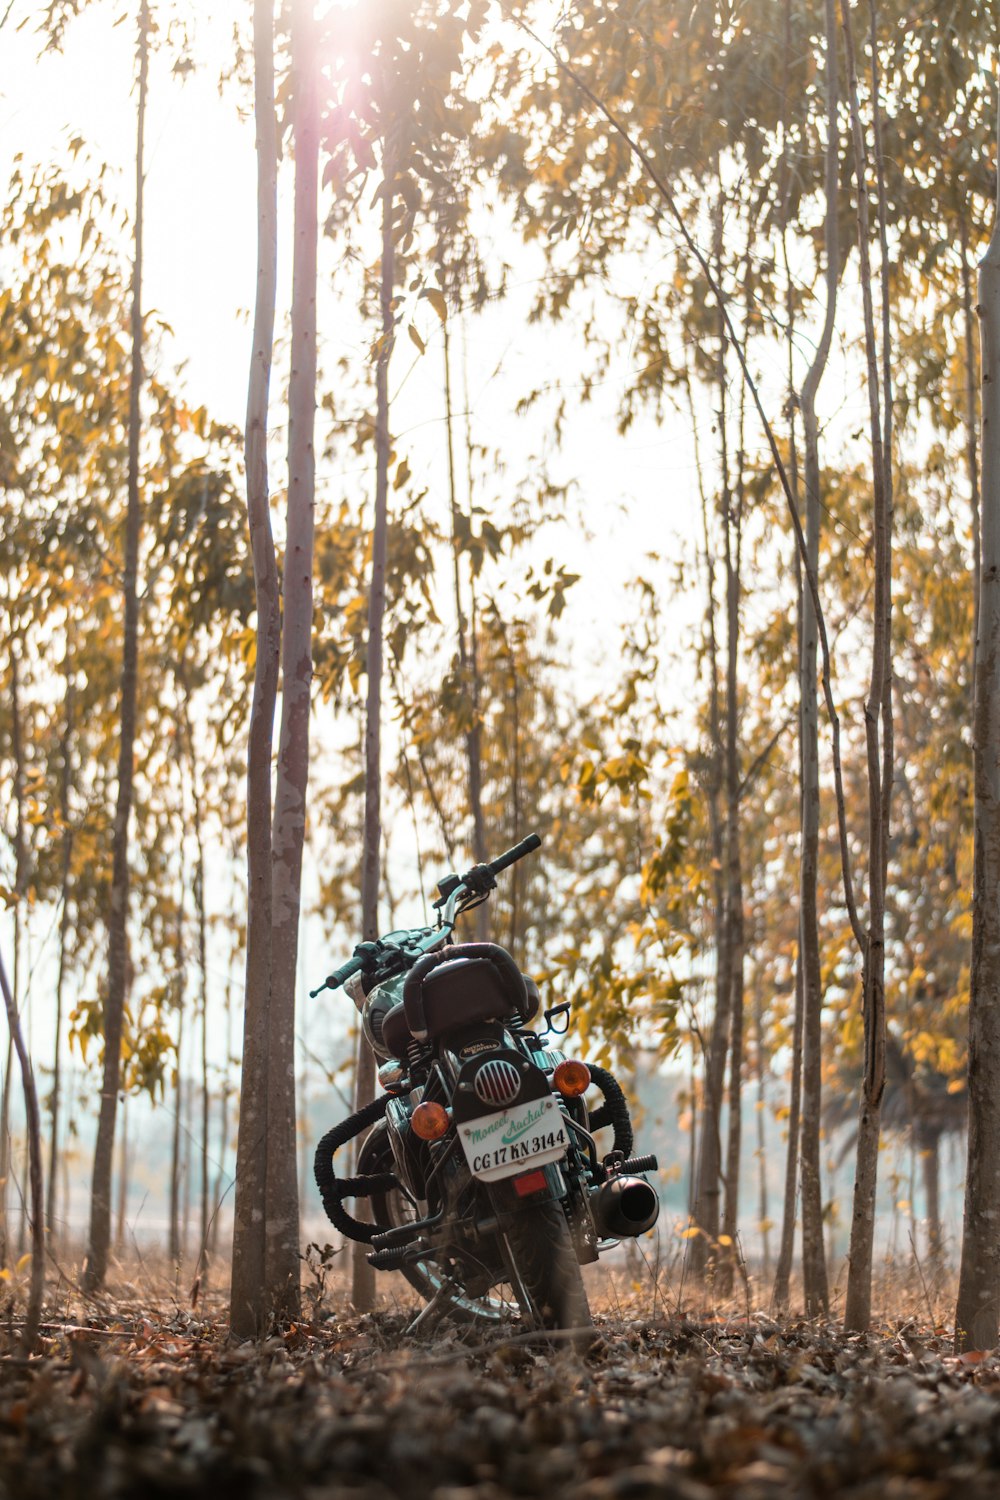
[359,1123,592,1335]
[360,1123,516,1325]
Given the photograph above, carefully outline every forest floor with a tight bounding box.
[1,1266,999,1499]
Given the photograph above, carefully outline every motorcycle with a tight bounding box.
[312,833,659,1334]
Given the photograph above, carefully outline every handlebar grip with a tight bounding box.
[487,832,541,876]
[309,953,365,998]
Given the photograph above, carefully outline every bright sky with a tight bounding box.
[0,2,941,1250]
[0,0,713,647]
[0,1,774,1054]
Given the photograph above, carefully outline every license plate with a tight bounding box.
[458,1095,568,1182]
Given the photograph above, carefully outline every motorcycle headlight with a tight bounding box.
[344,969,367,1012]
[362,975,404,1060]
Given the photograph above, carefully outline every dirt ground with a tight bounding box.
[1,1262,999,1500]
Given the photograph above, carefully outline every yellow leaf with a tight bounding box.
[408,324,426,355]
[0,1269,10,1282]
[15,1253,30,1272]
[717,1234,733,1247]
[678,1226,701,1239]
[423,288,448,322]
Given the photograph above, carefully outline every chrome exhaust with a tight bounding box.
[590,1175,660,1239]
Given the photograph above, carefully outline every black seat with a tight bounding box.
[403,943,531,1042]
[420,956,519,1037]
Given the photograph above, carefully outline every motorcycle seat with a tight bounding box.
[407,944,533,1041]
[379,974,540,1060]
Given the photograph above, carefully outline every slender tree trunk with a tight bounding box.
[687,1042,699,1220]
[443,315,487,935]
[352,154,395,1313]
[230,0,280,1340]
[2,629,28,1269]
[115,1096,128,1250]
[753,981,771,1284]
[211,956,235,1259]
[500,622,524,951]
[962,218,982,678]
[918,1125,942,1269]
[47,668,74,1240]
[198,870,210,1274]
[266,0,320,1326]
[0,944,44,1353]
[773,17,804,1314]
[798,0,840,1318]
[719,455,745,1296]
[180,686,211,1276]
[0,1035,11,1273]
[773,956,804,1310]
[182,1073,193,1261]
[83,0,149,1294]
[169,901,185,1265]
[955,87,1000,1355]
[842,0,894,1333]
[689,250,731,1282]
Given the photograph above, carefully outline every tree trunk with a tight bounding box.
[754,981,771,1285]
[83,0,149,1294]
[772,956,804,1310]
[230,0,280,1340]
[688,273,731,1283]
[798,0,840,1319]
[918,1125,942,1269]
[211,954,236,1259]
[2,628,28,1269]
[842,0,894,1333]
[180,683,211,1277]
[772,22,803,1314]
[687,1041,699,1219]
[115,1096,128,1250]
[266,0,320,1326]
[443,314,488,936]
[169,905,185,1265]
[352,155,395,1313]
[182,1072,193,1261]
[962,217,982,673]
[955,90,1000,1354]
[0,943,44,1353]
[719,452,745,1297]
[47,666,74,1240]
[195,845,210,1275]
[0,1035,11,1273]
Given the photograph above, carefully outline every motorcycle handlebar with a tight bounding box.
[309,952,364,999]
[312,833,542,995]
[487,831,542,876]
[436,832,542,902]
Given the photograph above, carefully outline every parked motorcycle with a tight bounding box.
[313,833,659,1334]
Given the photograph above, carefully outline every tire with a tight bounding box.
[500,1196,593,1335]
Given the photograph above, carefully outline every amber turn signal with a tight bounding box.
[553,1059,591,1098]
[411,1100,450,1141]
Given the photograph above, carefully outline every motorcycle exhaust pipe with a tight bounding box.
[590,1175,660,1239]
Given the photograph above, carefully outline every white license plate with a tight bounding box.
[458,1095,568,1182]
